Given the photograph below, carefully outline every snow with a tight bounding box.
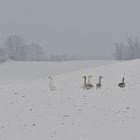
[0,59,140,140]
[0,60,115,80]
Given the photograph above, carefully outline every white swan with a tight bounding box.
[82,76,93,90]
[48,76,56,91]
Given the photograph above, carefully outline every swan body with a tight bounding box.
[87,75,94,89]
[48,76,56,91]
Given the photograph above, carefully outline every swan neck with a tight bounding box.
[99,77,101,84]
[84,77,86,85]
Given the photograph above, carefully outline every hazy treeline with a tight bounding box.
[1,35,139,63]
[0,35,78,63]
[114,37,140,60]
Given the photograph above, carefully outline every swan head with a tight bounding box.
[83,76,86,79]
[100,76,103,79]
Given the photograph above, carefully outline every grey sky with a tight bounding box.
[0,0,140,59]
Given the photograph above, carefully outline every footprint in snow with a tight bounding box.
[30,109,33,111]
[14,92,19,95]
[22,95,26,98]
[63,115,69,118]
[33,123,36,126]
[1,126,4,129]
[78,109,82,112]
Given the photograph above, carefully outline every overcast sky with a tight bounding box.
[0,0,140,59]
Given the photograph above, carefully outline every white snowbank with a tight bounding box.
[0,60,115,80]
[0,59,139,140]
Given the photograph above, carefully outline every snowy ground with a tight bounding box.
[0,60,140,140]
[0,60,115,80]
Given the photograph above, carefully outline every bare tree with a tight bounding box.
[114,37,140,60]
[4,35,25,60]
[17,43,45,61]
[114,43,123,60]
[0,47,8,63]
[128,37,135,59]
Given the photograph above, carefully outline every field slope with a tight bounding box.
[0,60,140,140]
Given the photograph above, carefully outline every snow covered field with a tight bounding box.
[0,59,140,140]
[0,60,115,80]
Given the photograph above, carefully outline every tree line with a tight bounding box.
[0,35,78,63]
[1,35,139,62]
[114,37,140,60]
